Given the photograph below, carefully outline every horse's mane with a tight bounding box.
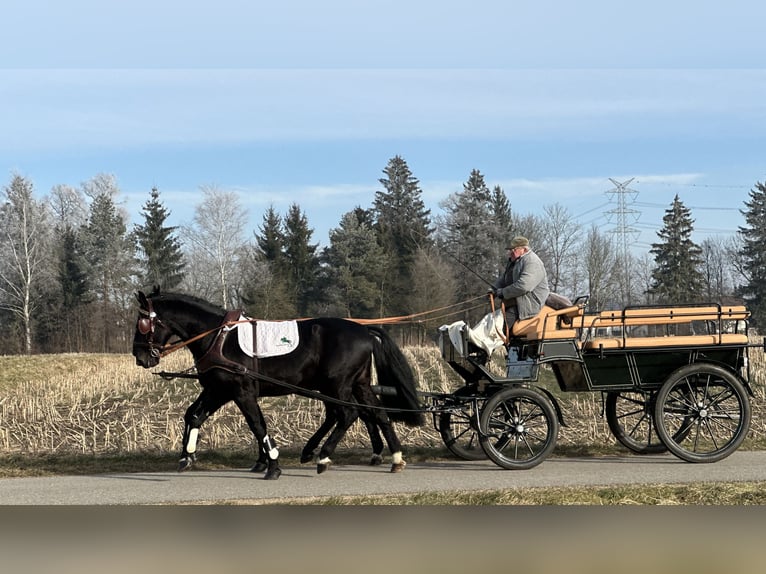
[150,288,227,316]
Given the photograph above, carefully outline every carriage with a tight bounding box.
[132,288,762,478]
[426,296,759,470]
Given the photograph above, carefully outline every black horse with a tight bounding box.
[131,288,424,480]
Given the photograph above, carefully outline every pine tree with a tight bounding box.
[134,187,186,290]
[438,169,498,303]
[648,194,705,304]
[323,209,386,317]
[283,203,321,316]
[738,181,766,327]
[81,190,136,351]
[373,156,432,315]
[242,206,294,318]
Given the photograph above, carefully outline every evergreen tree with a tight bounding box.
[738,181,766,327]
[323,209,386,317]
[283,203,321,316]
[134,187,186,290]
[56,226,90,351]
[242,206,294,318]
[437,169,498,304]
[373,156,432,315]
[81,190,136,352]
[648,194,705,304]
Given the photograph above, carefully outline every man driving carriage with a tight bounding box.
[491,236,550,326]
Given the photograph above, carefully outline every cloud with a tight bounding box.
[2,69,765,154]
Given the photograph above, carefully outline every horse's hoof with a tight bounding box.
[317,461,331,474]
[250,461,268,473]
[300,452,315,464]
[178,457,194,472]
[264,468,282,480]
[370,453,384,466]
[390,461,406,473]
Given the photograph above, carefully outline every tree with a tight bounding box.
[181,185,248,308]
[283,203,321,316]
[700,237,734,303]
[582,224,621,311]
[242,206,294,318]
[648,194,705,304]
[437,169,499,305]
[322,209,386,317]
[737,181,766,327]
[80,182,136,352]
[373,156,432,315]
[540,203,582,295]
[0,175,52,353]
[134,187,186,290]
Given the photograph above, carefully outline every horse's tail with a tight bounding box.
[367,325,425,427]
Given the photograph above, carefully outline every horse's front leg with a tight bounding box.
[179,388,228,472]
[235,396,281,480]
[249,407,269,473]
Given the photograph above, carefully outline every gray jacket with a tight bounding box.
[494,250,550,320]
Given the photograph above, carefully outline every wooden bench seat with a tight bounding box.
[583,306,749,329]
[583,333,749,350]
[511,304,584,341]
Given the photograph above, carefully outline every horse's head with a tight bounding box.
[132,289,175,368]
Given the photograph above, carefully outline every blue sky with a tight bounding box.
[2,1,765,250]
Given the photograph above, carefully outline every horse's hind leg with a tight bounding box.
[179,388,228,472]
[354,387,406,473]
[301,405,338,464]
[360,410,384,465]
[315,406,358,474]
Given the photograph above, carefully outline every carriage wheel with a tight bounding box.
[606,390,693,455]
[654,363,751,463]
[605,391,668,454]
[438,387,486,461]
[478,386,559,470]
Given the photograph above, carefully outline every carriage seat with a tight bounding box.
[510,304,583,341]
[581,305,750,350]
[583,333,749,350]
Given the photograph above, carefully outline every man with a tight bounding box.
[492,236,550,324]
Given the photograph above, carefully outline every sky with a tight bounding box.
[2,0,765,252]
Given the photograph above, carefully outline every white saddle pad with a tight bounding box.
[235,315,300,358]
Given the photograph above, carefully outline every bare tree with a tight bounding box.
[0,175,52,353]
[540,203,582,295]
[181,185,248,308]
[582,225,621,311]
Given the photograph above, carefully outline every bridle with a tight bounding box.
[135,297,246,360]
[136,298,166,358]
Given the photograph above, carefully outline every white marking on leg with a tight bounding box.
[263,434,279,460]
[187,428,199,454]
[392,451,402,465]
[318,456,331,465]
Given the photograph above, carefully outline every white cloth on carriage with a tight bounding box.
[440,309,505,358]
[234,315,300,358]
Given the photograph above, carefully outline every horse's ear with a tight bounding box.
[151,285,161,296]
[136,291,148,307]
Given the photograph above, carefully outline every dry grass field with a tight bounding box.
[1,339,765,462]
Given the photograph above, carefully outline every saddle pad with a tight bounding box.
[236,315,300,358]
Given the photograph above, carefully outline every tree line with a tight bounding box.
[2,156,765,355]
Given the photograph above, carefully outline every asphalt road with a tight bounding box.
[3,450,766,505]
